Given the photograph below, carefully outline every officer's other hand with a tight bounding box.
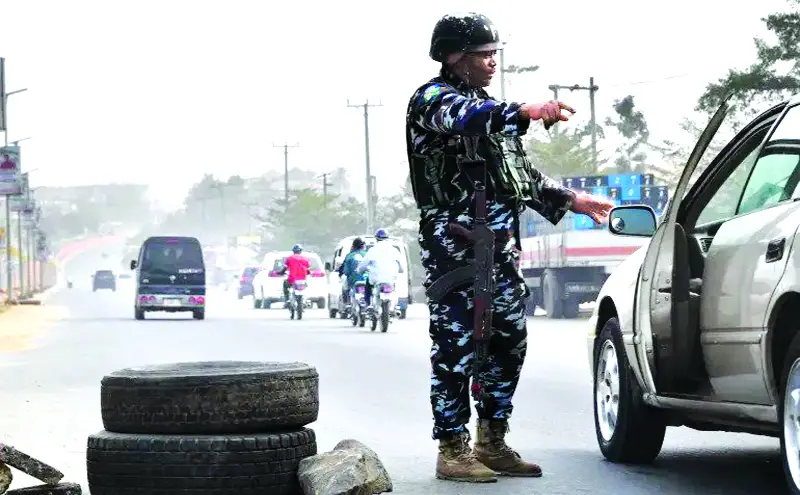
[571,192,615,224]
[523,101,575,126]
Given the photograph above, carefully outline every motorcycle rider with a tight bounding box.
[280,244,311,303]
[356,229,403,309]
[341,237,368,305]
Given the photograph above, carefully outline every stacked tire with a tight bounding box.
[86,361,320,495]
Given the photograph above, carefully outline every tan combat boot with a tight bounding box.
[474,419,543,477]
[436,432,498,483]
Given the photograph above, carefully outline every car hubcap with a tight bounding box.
[783,358,800,487]
[596,339,620,442]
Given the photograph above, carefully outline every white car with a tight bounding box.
[587,93,800,493]
[251,251,327,309]
[325,235,413,320]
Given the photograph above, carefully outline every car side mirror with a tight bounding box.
[130,260,137,270]
[325,262,332,272]
[608,205,657,237]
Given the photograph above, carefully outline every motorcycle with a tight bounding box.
[287,280,308,320]
[368,282,396,333]
[350,281,368,328]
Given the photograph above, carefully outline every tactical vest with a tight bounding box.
[409,131,536,210]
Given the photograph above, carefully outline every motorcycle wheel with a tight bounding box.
[381,301,390,333]
[297,297,303,320]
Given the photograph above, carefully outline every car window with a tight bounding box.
[694,133,765,226]
[736,104,800,216]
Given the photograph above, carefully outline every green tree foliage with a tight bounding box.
[604,95,651,174]
[697,1,800,115]
[525,123,604,178]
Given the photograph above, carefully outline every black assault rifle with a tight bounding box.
[426,179,509,402]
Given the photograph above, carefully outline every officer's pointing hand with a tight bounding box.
[523,101,576,126]
[571,191,616,225]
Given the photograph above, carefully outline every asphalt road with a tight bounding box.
[0,244,790,494]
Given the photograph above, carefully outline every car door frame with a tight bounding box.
[632,96,791,397]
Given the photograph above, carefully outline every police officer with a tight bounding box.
[407,12,615,483]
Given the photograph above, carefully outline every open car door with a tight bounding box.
[633,95,734,396]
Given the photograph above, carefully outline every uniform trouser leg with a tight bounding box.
[427,256,528,440]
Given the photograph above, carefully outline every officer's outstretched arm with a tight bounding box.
[526,168,577,226]
[410,83,529,137]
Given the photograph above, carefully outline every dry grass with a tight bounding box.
[0,301,67,353]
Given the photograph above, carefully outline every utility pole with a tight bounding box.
[347,99,382,233]
[272,142,299,205]
[0,57,28,301]
[498,44,540,100]
[548,77,599,167]
[319,173,334,202]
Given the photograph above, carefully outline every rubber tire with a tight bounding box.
[543,269,564,319]
[778,330,800,494]
[316,298,326,309]
[86,429,316,495]
[594,317,666,463]
[134,308,144,321]
[7,483,82,494]
[562,297,581,319]
[329,307,337,319]
[193,309,205,320]
[253,298,262,309]
[380,301,390,333]
[399,308,407,320]
[100,361,319,434]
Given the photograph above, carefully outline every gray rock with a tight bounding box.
[0,462,11,494]
[298,439,392,495]
[0,444,63,485]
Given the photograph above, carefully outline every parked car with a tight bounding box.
[587,94,800,493]
[237,266,262,299]
[92,270,117,292]
[251,251,326,309]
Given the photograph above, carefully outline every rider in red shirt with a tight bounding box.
[280,244,311,301]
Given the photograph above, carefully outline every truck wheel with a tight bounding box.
[779,330,800,493]
[87,429,316,495]
[563,297,581,319]
[594,317,666,463]
[100,361,319,434]
[542,269,564,319]
[524,290,540,316]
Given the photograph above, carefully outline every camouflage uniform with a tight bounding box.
[406,65,575,481]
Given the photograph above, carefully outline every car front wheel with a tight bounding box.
[594,317,666,463]
[779,331,800,494]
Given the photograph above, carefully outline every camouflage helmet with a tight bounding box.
[429,12,502,63]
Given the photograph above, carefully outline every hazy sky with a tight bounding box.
[0,0,788,209]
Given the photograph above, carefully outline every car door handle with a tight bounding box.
[766,237,786,263]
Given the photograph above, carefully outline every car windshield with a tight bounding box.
[96,270,113,277]
[141,240,204,273]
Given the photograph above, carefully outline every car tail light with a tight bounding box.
[139,295,148,302]
[196,296,205,305]
[311,270,325,277]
